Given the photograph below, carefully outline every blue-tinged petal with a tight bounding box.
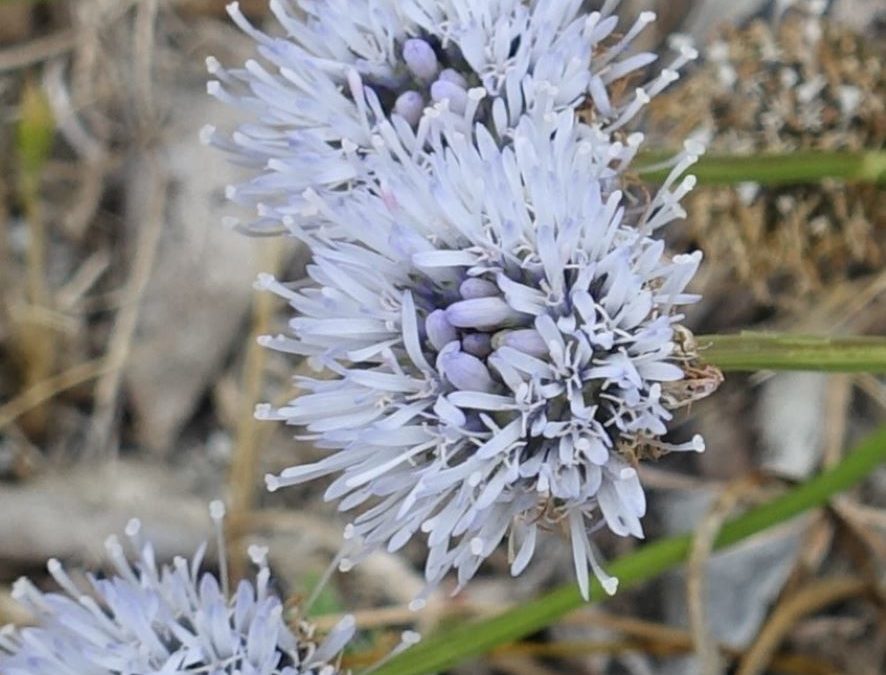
[447,391,517,411]
[401,291,432,372]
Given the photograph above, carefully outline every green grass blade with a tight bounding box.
[638,149,886,185]
[373,425,886,675]
[699,333,886,373]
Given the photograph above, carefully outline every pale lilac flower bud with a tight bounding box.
[438,345,497,393]
[462,333,493,358]
[403,38,439,80]
[446,297,524,329]
[425,309,457,350]
[459,277,499,299]
[431,79,469,113]
[495,328,550,358]
[395,90,425,126]
[438,67,468,88]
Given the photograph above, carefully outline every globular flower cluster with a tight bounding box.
[0,503,357,675]
[208,0,719,602]
[257,111,710,602]
[203,0,696,234]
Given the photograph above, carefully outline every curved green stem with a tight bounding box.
[700,333,886,373]
[373,426,886,675]
[638,149,886,185]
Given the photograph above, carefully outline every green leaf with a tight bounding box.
[637,149,886,185]
[699,333,886,373]
[17,79,54,189]
[372,425,886,675]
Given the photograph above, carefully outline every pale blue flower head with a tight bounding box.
[204,0,696,234]
[0,503,356,675]
[258,110,712,603]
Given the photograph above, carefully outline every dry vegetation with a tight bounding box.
[0,1,883,673]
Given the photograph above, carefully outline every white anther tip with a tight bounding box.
[209,500,226,521]
[684,138,706,156]
[692,434,706,452]
[248,544,269,565]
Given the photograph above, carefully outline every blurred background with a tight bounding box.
[0,0,883,673]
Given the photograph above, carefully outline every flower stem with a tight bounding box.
[699,333,886,373]
[372,425,886,675]
[637,149,886,185]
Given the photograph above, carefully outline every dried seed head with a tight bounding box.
[648,1,885,306]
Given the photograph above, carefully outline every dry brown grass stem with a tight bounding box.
[0,586,33,627]
[0,356,115,432]
[790,271,886,334]
[828,272,886,334]
[330,604,842,674]
[498,638,690,659]
[537,611,839,674]
[42,59,106,163]
[63,0,168,455]
[133,0,160,129]
[18,170,43,274]
[832,497,886,560]
[686,476,762,675]
[736,576,875,675]
[318,600,843,675]
[488,655,561,675]
[87,156,166,455]
[822,375,851,468]
[226,240,282,582]
[492,638,838,675]
[55,249,111,311]
[854,372,886,411]
[0,29,77,73]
